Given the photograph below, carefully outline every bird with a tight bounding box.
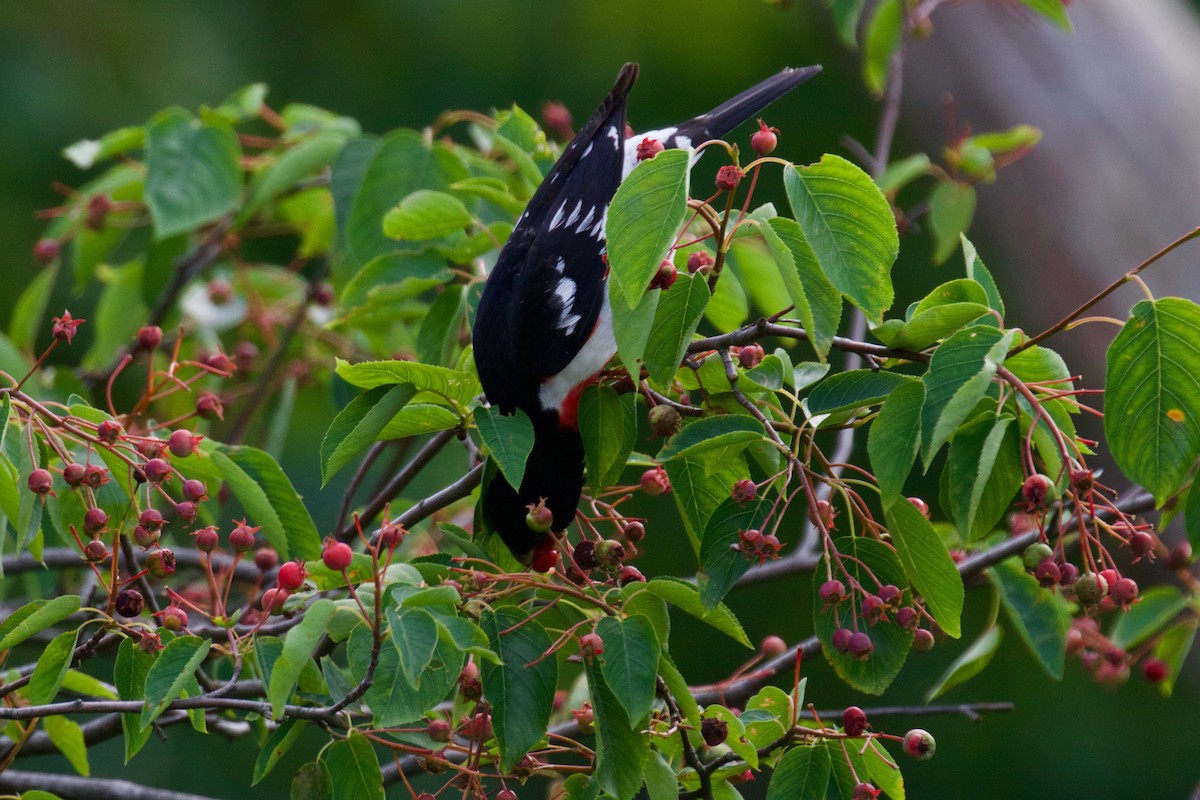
[472,61,822,560]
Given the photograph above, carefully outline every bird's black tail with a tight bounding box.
[481,412,585,558]
[672,64,822,145]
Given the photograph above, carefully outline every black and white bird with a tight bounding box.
[473,61,821,559]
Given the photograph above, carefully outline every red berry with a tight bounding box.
[1128,530,1155,560]
[322,540,354,571]
[86,193,111,229]
[842,706,868,737]
[649,260,677,291]
[574,540,597,570]
[831,627,853,653]
[902,728,936,760]
[686,251,714,274]
[143,458,171,484]
[636,137,664,161]
[159,606,188,632]
[895,606,918,629]
[255,547,279,572]
[877,584,902,606]
[27,468,53,495]
[136,325,163,352]
[84,539,108,563]
[913,628,935,652]
[848,631,874,660]
[133,525,159,548]
[277,560,307,591]
[1022,542,1054,572]
[737,344,765,369]
[1168,541,1194,570]
[530,539,559,573]
[750,119,778,156]
[194,526,219,552]
[51,310,85,344]
[640,467,671,496]
[182,479,208,502]
[731,479,758,504]
[1058,561,1079,585]
[1142,657,1168,684]
[1035,559,1061,587]
[378,519,405,550]
[1110,577,1138,606]
[146,548,176,579]
[115,589,144,618]
[1019,474,1055,513]
[229,520,260,551]
[715,165,744,192]
[83,464,109,488]
[313,283,335,307]
[168,429,199,458]
[83,507,108,533]
[174,501,198,524]
[459,661,482,701]
[701,716,729,746]
[261,587,289,613]
[862,594,886,624]
[594,539,626,570]
[809,499,836,530]
[618,565,646,585]
[195,392,224,421]
[623,521,646,543]
[426,718,452,743]
[62,463,85,487]
[760,635,787,657]
[572,703,595,731]
[140,508,165,530]
[497,789,518,800]
[818,579,846,606]
[541,102,573,138]
[33,238,61,265]
[908,496,930,518]
[853,782,881,799]
[96,420,121,444]
[579,632,605,658]
[525,499,555,533]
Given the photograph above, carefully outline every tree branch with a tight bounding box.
[0,770,223,800]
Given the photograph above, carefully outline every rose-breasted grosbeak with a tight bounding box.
[474,61,820,557]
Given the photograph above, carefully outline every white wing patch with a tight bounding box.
[606,125,620,148]
[548,201,566,231]
[576,205,596,233]
[553,277,582,336]
[565,199,583,228]
[591,207,607,240]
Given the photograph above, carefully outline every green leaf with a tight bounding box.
[241,130,348,221]
[579,386,637,494]
[785,155,898,323]
[474,406,535,491]
[322,732,383,800]
[927,182,976,264]
[387,606,440,686]
[877,153,932,195]
[382,189,473,240]
[877,281,991,351]
[645,577,752,648]
[698,498,769,610]
[345,130,468,265]
[208,443,322,561]
[335,357,481,407]
[657,651,702,730]
[664,453,750,553]
[0,595,80,651]
[1110,586,1188,650]
[29,629,79,705]
[767,742,831,800]
[832,0,869,45]
[1105,298,1200,503]
[351,625,461,727]
[863,0,902,95]
[292,761,333,800]
[644,272,710,387]
[807,370,917,417]
[762,217,843,360]
[450,176,526,214]
[140,636,210,729]
[44,716,89,776]
[341,250,449,308]
[417,285,466,367]
[380,404,461,441]
[658,416,763,463]
[705,256,749,331]
[585,661,651,800]
[868,380,925,502]
[14,426,44,555]
[608,149,691,308]
[9,266,57,353]
[253,719,308,786]
[644,750,679,800]
[480,608,557,771]
[64,125,145,169]
[727,239,791,319]
[921,326,1015,464]
[596,615,661,726]
[144,108,242,238]
[947,414,1022,540]
[81,262,149,371]
[815,538,912,694]
[320,384,416,485]
[611,285,660,375]
[990,558,1070,679]
[1153,622,1196,697]
[115,637,154,762]
[961,236,1005,320]
[925,625,1003,702]
[268,599,335,718]
[885,497,963,637]
[1021,0,1073,31]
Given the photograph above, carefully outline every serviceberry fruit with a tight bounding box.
[701,716,729,746]
[750,119,779,155]
[255,547,279,572]
[174,501,198,524]
[84,539,108,563]
[525,499,554,533]
[623,521,646,543]
[649,259,677,291]
[168,429,199,458]
[229,520,259,552]
[908,496,930,518]
[636,137,664,160]
[738,343,765,369]
[913,628,935,651]
[903,729,936,760]
[1142,658,1168,684]
[27,468,53,495]
[1022,542,1054,572]
[640,466,671,496]
[832,627,854,653]
[195,391,224,421]
[849,632,874,660]
[1035,559,1061,587]
[686,250,714,274]
[760,635,787,657]
[1074,571,1108,605]
[143,458,170,484]
[618,565,646,585]
[146,548,176,578]
[573,540,597,571]
[426,718,452,742]
[136,325,163,352]
[731,479,758,504]
[277,560,307,591]
[715,164,744,191]
[33,238,61,265]
[648,404,682,437]
[194,526,219,552]
[1019,473,1056,512]
[96,420,121,443]
[842,706,868,736]
[1167,541,1194,570]
[160,606,188,631]
[1110,577,1139,606]
[182,479,208,502]
[322,540,354,571]
[261,587,289,613]
[579,632,605,658]
[62,463,85,487]
[115,589,145,618]
[530,538,559,573]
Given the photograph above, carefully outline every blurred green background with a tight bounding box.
[2,2,1197,798]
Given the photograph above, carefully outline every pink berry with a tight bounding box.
[618,565,646,585]
[62,463,85,487]
[83,539,108,563]
[174,501,198,524]
[908,496,930,518]
[168,429,199,458]
[277,560,306,591]
[261,587,289,613]
[83,507,108,533]
[525,500,554,533]
[160,606,188,631]
[194,526,219,552]
[649,260,677,291]
[913,628,935,652]
[136,325,163,352]
[902,728,936,760]
[195,392,224,421]
[715,165,744,192]
[426,718,452,743]
[1142,657,1168,684]
[133,525,159,548]
[143,458,171,484]
[146,548,176,578]
[636,137,664,161]
[229,520,259,552]
[139,508,165,530]
[848,632,874,660]
[27,468,53,495]
[322,540,354,571]
[640,467,671,496]
[760,635,787,657]
[750,119,778,156]
[33,238,61,265]
[1019,474,1055,513]
[1110,577,1138,606]
[623,521,646,543]
[579,632,605,658]
[737,344,765,369]
[842,706,868,736]
[182,479,207,502]
[96,420,121,443]
[831,627,853,653]
[686,251,714,274]
[255,547,279,572]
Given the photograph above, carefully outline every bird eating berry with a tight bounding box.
[473,62,821,559]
